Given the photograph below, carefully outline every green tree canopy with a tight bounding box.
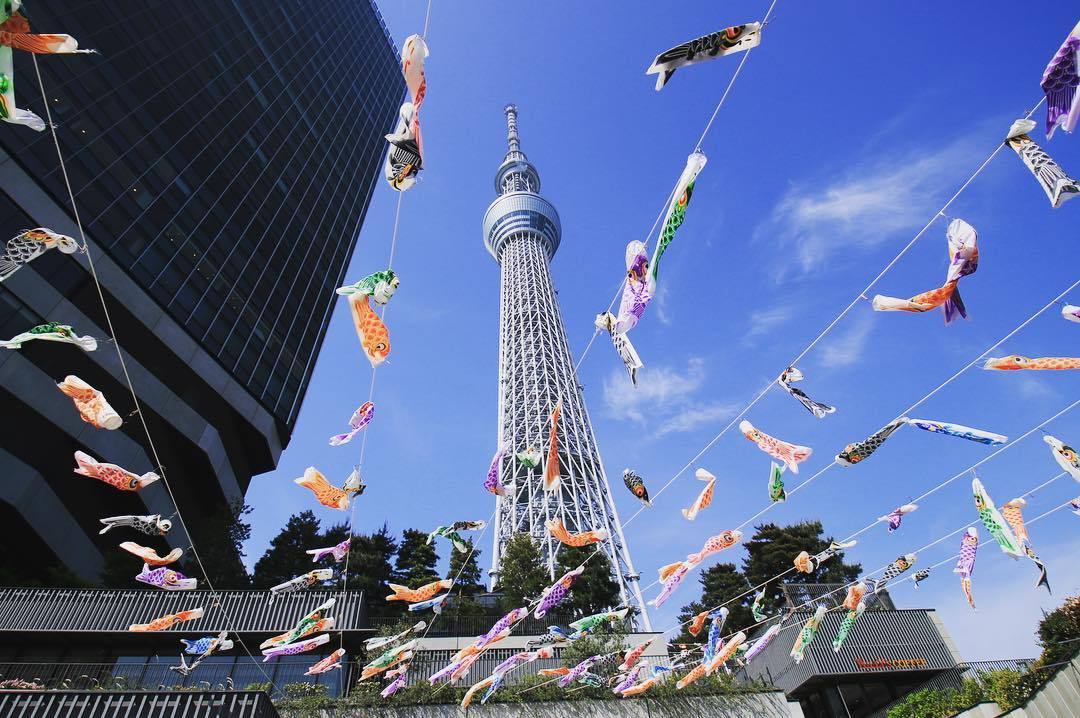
[440,538,486,619]
[186,498,252,588]
[393,528,440,586]
[555,545,621,618]
[344,523,398,617]
[742,521,861,616]
[674,562,755,644]
[251,510,323,589]
[494,533,548,612]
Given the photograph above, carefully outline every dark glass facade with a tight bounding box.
[0,0,402,584]
[3,0,402,427]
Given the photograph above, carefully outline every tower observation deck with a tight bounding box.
[482,105,649,628]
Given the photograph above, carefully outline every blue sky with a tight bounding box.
[243,0,1080,661]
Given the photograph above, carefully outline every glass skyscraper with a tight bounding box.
[0,0,402,584]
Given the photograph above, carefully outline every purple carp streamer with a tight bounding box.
[1042,22,1080,137]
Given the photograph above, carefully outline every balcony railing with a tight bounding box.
[0,690,279,718]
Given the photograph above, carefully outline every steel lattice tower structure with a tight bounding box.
[482,105,650,628]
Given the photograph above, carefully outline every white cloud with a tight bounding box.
[601,357,735,437]
[744,305,790,344]
[755,137,976,279]
[818,314,874,368]
[603,358,706,424]
[656,402,739,436]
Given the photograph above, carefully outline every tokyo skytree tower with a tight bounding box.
[482,105,650,628]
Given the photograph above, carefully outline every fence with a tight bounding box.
[0,690,279,718]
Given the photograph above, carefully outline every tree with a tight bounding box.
[447,538,484,595]
[439,538,487,619]
[393,528,440,586]
[493,533,548,612]
[742,521,861,616]
[345,524,398,617]
[186,498,252,588]
[674,562,756,643]
[251,511,324,589]
[98,549,138,588]
[555,546,621,618]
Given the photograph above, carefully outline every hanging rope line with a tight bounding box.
[30,54,275,685]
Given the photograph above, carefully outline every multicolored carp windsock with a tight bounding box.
[615,240,652,333]
[595,310,644,386]
[306,538,351,563]
[0,4,93,132]
[1005,119,1080,208]
[740,420,812,473]
[385,579,451,604]
[650,152,707,285]
[1001,498,1051,593]
[484,448,507,496]
[972,478,1024,558]
[682,468,716,520]
[1063,304,1080,324]
[119,542,182,566]
[270,569,334,596]
[954,527,979,609]
[384,34,428,190]
[328,402,374,446]
[1044,435,1080,481]
[768,462,786,502]
[879,503,919,533]
[426,520,486,553]
[57,375,122,430]
[790,605,827,664]
[73,451,158,492]
[832,602,865,652]
[294,467,354,511]
[1042,22,1080,137]
[904,418,1005,446]
[794,540,856,574]
[0,229,79,282]
[873,219,978,324]
[348,294,390,368]
[646,23,761,90]
[623,468,652,506]
[136,564,197,591]
[336,270,399,306]
[544,404,561,492]
[836,417,906,467]
[0,322,96,351]
[546,518,609,547]
[778,367,836,418]
[534,566,583,619]
[99,514,171,536]
[983,355,1080,371]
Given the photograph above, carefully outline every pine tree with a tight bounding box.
[393,528,440,586]
[555,545,621,618]
[447,538,484,594]
[674,562,755,644]
[742,521,862,616]
[493,533,548,612]
[186,498,252,588]
[345,524,398,618]
[441,538,485,619]
[251,511,323,589]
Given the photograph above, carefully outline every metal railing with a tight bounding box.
[0,587,365,633]
[0,660,345,699]
[0,690,279,718]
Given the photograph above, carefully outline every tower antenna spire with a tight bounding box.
[481,104,651,629]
